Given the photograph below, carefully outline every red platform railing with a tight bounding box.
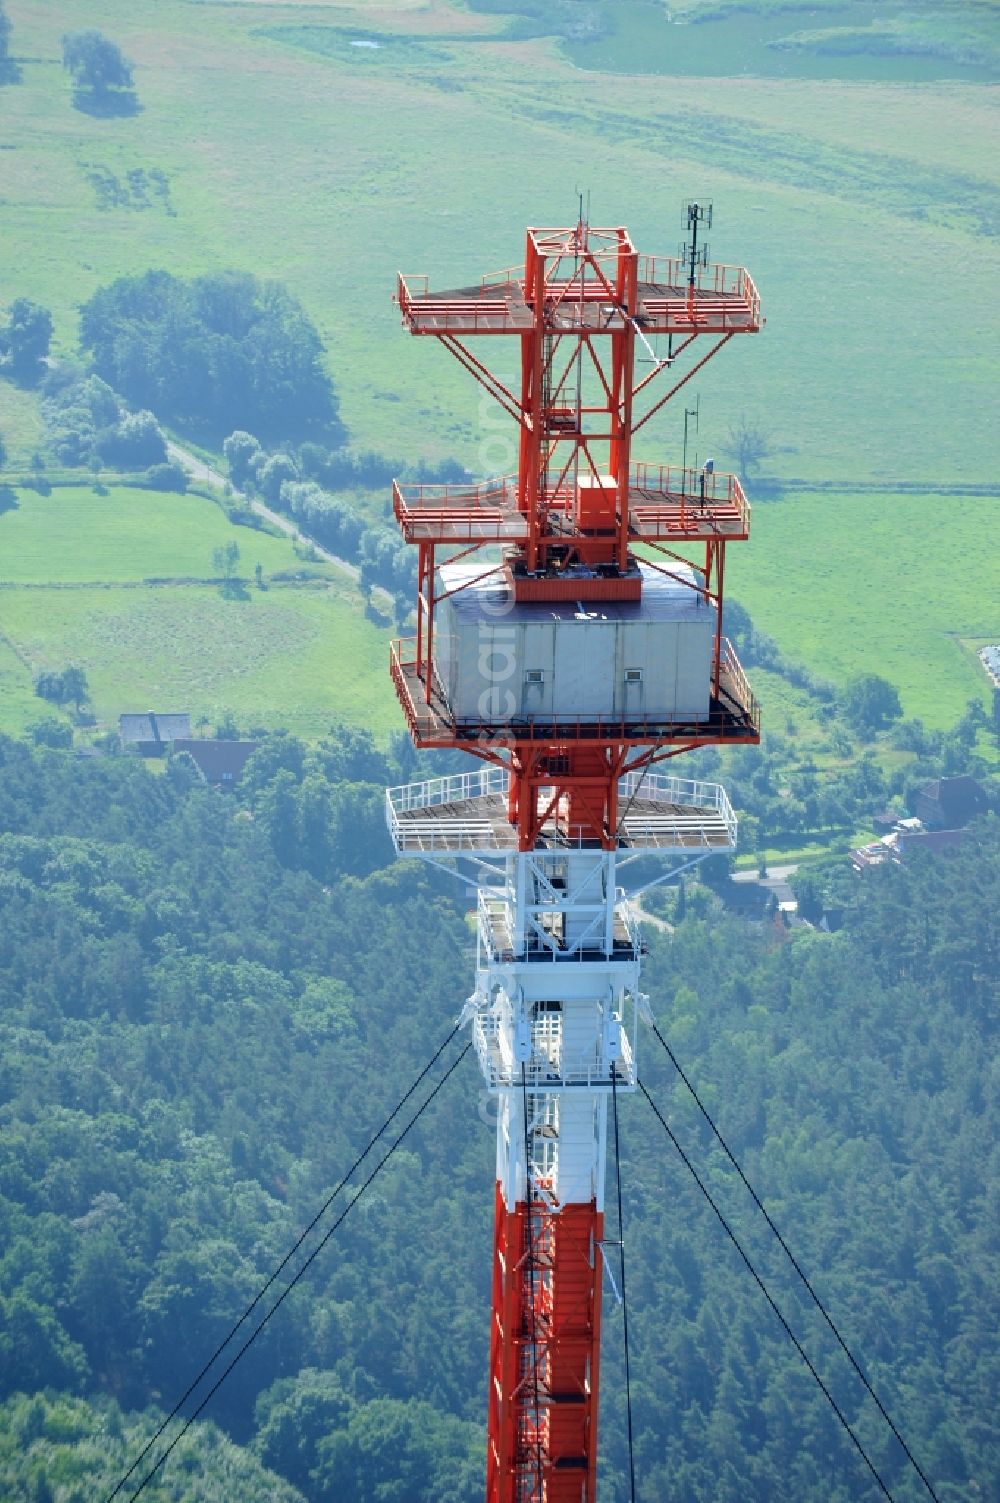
[392,465,749,544]
[629,462,750,538]
[639,256,761,323]
[390,638,760,748]
[398,257,762,335]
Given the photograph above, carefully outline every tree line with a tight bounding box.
[222,430,466,611]
[39,368,189,492]
[79,270,341,441]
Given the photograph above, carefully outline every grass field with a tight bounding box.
[728,489,1000,727]
[0,0,997,481]
[0,0,997,738]
[559,1,1000,83]
[0,583,397,741]
[0,630,41,731]
[0,487,398,738]
[0,486,319,583]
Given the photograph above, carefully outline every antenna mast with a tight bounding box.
[386,207,763,1500]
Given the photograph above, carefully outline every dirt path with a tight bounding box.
[165,440,393,604]
[630,897,673,935]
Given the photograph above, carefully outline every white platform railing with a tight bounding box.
[385,767,508,853]
[619,771,737,848]
[386,768,736,855]
[477,889,641,963]
[472,1005,636,1092]
[387,766,507,813]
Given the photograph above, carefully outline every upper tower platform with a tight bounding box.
[394,220,762,588]
[392,463,750,548]
[397,227,761,338]
[390,214,762,849]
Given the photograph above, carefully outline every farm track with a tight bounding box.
[165,441,395,606]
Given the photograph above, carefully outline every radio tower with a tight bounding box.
[385,214,762,1501]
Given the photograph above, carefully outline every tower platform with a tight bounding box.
[392,464,749,546]
[386,769,737,857]
[390,638,759,751]
[397,258,761,336]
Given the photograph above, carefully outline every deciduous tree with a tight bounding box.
[224,429,263,486]
[96,408,166,467]
[0,298,53,379]
[212,540,241,595]
[33,665,89,711]
[61,29,133,96]
[257,452,298,502]
[725,414,772,484]
[61,665,90,712]
[27,718,73,749]
[840,673,903,736]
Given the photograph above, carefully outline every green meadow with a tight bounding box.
[559,1,1000,83]
[1,485,314,583]
[2,0,997,479]
[0,487,397,738]
[729,489,1000,727]
[0,583,396,741]
[0,0,997,735]
[0,630,40,730]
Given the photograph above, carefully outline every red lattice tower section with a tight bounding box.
[488,1187,606,1501]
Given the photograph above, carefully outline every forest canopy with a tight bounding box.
[0,732,996,1500]
[78,270,341,441]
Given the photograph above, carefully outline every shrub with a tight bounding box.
[96,409,166,467]
[143,460,188,492]
[223,430,263,486]
[27,718,73,749]
[256,452,299,502]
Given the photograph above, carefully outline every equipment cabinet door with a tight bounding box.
[553,616,616,720]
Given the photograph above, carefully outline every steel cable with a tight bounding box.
[638,1079,897,1503]
[611,1069,637,1503]
[106,1032,469,1503]
[648,1021,940,1503]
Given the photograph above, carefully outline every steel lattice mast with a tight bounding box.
[385,216,762,1501]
